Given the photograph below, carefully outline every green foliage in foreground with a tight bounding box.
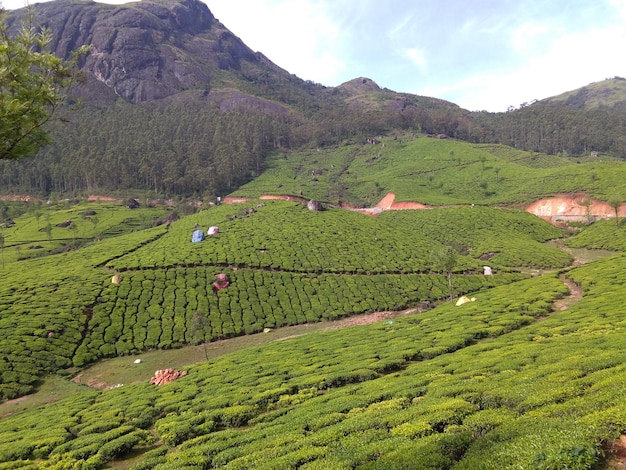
[0,10,89,161]
[1,255,626,468]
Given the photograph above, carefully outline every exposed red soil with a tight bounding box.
[149,368,188,386]
[604,435,626,469]
[226,192,622,224]
[526,193,625,222]
[374,192,429,211]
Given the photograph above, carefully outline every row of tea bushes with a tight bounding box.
[0,265,103,399]
[1,202,169,262]
[0,222,168,399]
[0,199,561,399]
[129,263,625,469]
[106,202,468,273]
[0,198,565,402]
[382,206,571,269]
[566,218,626,251]
[72,266,526,366]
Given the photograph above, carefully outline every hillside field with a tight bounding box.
[3,2,626,467]
[230,136,626,207]
[0,195,624,468]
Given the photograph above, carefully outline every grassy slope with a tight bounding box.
[544,78,626,110]
[231,136,626,206]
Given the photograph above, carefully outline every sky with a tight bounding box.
[3,0,626,111]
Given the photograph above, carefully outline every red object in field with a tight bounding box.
[213,273,230,291]
[150,368,188,385]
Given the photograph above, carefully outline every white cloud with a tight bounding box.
[509,21,556,54]
[425,2,626,112]
[209,0,345,85]
[608,0,626,19]
[402,47,428,71]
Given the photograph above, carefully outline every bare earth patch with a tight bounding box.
[552,276,583,311]
[276,307,420,342]
[604,435,626,469]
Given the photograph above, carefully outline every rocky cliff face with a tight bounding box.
[8,0,275,103]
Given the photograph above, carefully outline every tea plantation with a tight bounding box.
[230,136,626,206]
[0,197,624,468]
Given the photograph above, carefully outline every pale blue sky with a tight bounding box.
[3,0,626,111]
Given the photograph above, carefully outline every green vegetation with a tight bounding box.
[0,10,88,161]
[0,191,625,468]
[231,137,626,206]
[1,252,626,468]
[1,3,626,467]
[1,199,548,399]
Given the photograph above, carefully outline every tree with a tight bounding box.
[431,245,458,301]
[577,196,593,225]
[0,9,89,160]
[190,310,211,360]
[608,196,622,226]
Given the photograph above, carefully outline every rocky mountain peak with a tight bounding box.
[6,0,261,103]
[338,77,382,94]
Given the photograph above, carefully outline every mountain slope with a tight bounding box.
[6,0,296,105]
[540,77,626,110]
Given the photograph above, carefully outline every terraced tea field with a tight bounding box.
[0,198,624,468]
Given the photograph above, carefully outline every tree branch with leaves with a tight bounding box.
[0,9,89,161]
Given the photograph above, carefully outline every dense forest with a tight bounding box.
[0,96,462,198]
[1,95,624,199]
[474,102,626,157]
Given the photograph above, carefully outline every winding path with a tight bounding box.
[552,275,583,311]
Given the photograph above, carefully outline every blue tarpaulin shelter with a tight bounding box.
[191,229,205,242]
